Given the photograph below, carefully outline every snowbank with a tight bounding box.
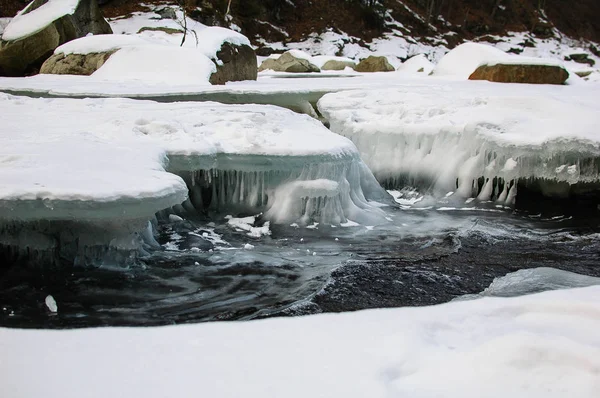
[318,83,600,198]
[2,286,599,398]
[432,42,564,79]
[1,0,79,41]
[91,45,216,84]
[396,54,434,74]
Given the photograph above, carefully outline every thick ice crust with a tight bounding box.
[318,83,600,197]
[0,94,359,221]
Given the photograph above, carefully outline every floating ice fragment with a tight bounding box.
[45,295,58,313]
[243,243,254,250]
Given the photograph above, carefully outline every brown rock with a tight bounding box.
[321,59,356,71]
[469,63,569,85]
[40,51,115,75]
[258,51,320,73]
[355,56,395,72]
[209,42,257,85]
[0,0,112,77]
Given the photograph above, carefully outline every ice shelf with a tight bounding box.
[318,83,600,203]
[0,94,389,264]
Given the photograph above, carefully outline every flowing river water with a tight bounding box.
[1,197,599,328]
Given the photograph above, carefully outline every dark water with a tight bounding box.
[1,203,599,329]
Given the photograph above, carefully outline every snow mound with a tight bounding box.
[396,54,434,75]
[432,42,564,79]
[318,83,600,200]
[2,286,600,397]
[92,45,216,84]
[1,0,79,41]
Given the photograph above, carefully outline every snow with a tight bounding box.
[432,42,564,79]
[396,54,434,75]
[54,34,151,55]
[225,215,271,238]
[2,286,600,398]
[318,82,600,197]
[194,26,251,60]
[1,0,79,41]
[311,55,356,69]
[91,45,216,84]
[0,93,378,224]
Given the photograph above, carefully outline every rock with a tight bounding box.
[258,51,320,73]
[469,63,569,85]
[321,59,356,71]
[0,0,112,77]
[155,7,177,20]
[137,26,183,35]
[564,52,595,66]
[40,50,115,75]
[209,42,257,84]
[355,56,395,72]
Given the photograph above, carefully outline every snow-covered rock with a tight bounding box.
[311,55,356,70]
[0,0,112,76]
[2,286,600,398]
[432,42,568,83]
[39,28,257,84]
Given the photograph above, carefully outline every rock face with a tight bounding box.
[321,59,356,71]
[469,64,569,85]
[40,50,115,75]
[258,51,320,73]
[209,42,257,84]
[0,0,112,77]
[355,56,395,72]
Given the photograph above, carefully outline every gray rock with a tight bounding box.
[321,59,356,71]
[209,42,258,85]
[258,51,320,73]
[155,7,177,20]
[0,0,112,77]
[40,50,115,75]
[355,56,395,72]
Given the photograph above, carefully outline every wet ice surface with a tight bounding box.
[1,201,599,328]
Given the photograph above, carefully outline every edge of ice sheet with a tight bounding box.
[318,84,600,196]
[0,94,375,224]
[1,286,600,398]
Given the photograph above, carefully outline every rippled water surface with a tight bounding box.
[1,200,599,328]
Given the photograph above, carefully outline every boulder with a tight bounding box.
[355,56,395,72]
[469,63,569,85]
[258,51,320,73]
[209,42,257,85]
[40,50,115,75]
[0,0,112,76]
[321,59,356,71]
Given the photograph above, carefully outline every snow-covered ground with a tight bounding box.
[2,285,599,398]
